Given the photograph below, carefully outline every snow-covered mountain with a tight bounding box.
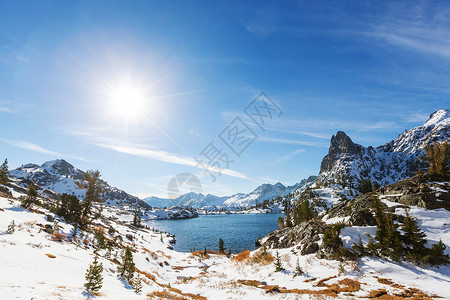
[9,159,150,208]
[317,109,450,187]
[144,181,300,208]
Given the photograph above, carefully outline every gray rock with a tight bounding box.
[263,220,325,249]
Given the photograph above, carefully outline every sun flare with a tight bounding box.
[109,83,146,118]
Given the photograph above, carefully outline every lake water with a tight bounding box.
[146,213,284,253]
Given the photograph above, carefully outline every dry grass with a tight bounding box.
[142,247,159,260]
[315,275,337,287]
[50,232,67,242]
[147,288,207,300]
[147,290,186,300]
[237,277,365,298]
[336,278,361,293]
[232,250,250,262]
[237,279,339,297]
[45,253,56,259]
[375,277,405,289]
[249,249,274,265]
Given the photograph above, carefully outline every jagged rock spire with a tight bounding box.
[320,131,361,173]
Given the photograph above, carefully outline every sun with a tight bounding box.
[109,83,146,118]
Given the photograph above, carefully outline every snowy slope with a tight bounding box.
[2,191,449,299]
[318,109,450,187]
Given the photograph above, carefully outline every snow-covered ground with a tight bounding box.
[1,190,450,299]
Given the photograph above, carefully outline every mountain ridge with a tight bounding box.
[316,109,450,187]
[9,159,150,209]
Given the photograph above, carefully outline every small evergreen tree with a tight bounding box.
[57,193,82,225]
[21,183,39,209]
[203,245,207,256]
[218,238,226,253]
[274,251,284,272]
[95,229,106,250]
[6,220,15,234]
[133,273,143,293]
[358,178,373,194]
[285,209,293,227]
[428,240,450,267]
[117,246,135,283]
[0,158,9,184]
[84,255,103,293]
[401,208,427,263]
[372,196,403,260]
[132,206,141,227]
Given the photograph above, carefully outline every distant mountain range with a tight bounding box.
[143,176,317,208]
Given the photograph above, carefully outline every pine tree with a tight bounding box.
[6,220,15,234]
[0,158,9,184]
[84,255,103,293]
[285,209,293,227]
[372,196,403,260]
[117,246,135,283]
[428,240,450,267]
[57,193,82,224]
[133,273,143,293]
[105,245,112,259]
[132,206,141,227]
[274,251,284,272]
[95,229,106,250]
[203,245,207,256]
[218,238,226,253]
[21,183,39,209]
[75,170,105,229]
[401,208,427,263]
[419,140,450,175]
[358,178,373,194]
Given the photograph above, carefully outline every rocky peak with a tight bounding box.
[41,159,84,179]
[424,109,450,127]
[331,131,361,155]
[320,131,362,173]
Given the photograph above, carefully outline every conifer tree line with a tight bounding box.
[323,195,450,266]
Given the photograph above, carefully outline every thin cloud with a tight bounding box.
[1,139,90,162]
[96,142,250,180]
[258,136,328,148]
[0,106,14,113]
[0,100,24,114]
[275,148,306,164]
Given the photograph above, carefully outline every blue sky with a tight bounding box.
[0,1,448,198]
